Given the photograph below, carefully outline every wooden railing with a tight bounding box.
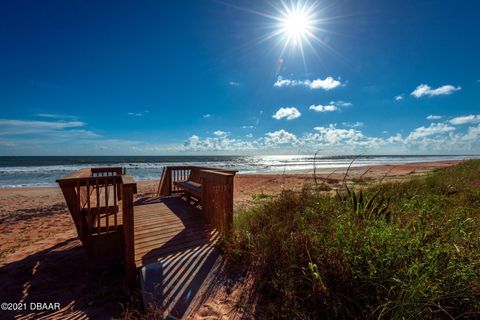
[91,167,124,176]
[157,166,236,197]
[157,166,237,233]
[58,165,235,286]
[157,166,194,196]
[57,167,137,285]
[200,170,235,233]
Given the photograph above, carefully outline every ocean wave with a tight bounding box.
[0,155,476,188]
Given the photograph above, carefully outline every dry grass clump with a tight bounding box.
[222,160,480,319]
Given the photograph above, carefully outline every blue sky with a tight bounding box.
[0,0,479,155]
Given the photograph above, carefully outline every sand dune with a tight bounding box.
[0,160,461,318]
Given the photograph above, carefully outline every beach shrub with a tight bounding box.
[223,160,480,319]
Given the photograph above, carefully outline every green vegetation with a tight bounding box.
[251,192,273,201]
[223,160,480,319]
[0,245,19,260]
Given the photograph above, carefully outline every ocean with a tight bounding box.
[0,155,476,188]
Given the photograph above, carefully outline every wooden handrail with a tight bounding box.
[157,165,237,197]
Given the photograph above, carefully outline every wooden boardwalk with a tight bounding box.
[133,196,219,267]
[56,166,236,318]
[133,196,222,318]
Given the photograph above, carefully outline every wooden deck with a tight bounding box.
[133,196,219,267]
[56,166,237,317]
[57,165,236,290]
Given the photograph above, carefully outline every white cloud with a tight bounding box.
[331,100,352,107]
[426,115,442,120]
[229,81,240,87]
[394,95,404,101]
[342,121,364,127]
[309,77,342,90]
[309,104,338,112]
[309,100,352,113]
[0,119,85,136]
[245,133,253,138]
[36,113,78,120]
[213,130,228,136]
[273,79,295,87]
[264,129,298,145]
[242,125,254,129]
[311,125,366,145]
[0,118,140,155]
[272,107,301,120]
[450,115,480,125]
[405,123,455,141]
[274,76,342,90]
[411,84,461,98]
[180,121,480,154]
[202,114,213,118]
[387,133,403,143]
[183,134,255,152]
[128,110,149,117]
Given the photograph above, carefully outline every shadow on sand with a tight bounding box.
[0,238,127,319]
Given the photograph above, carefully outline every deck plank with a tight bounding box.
[133,197,215,268]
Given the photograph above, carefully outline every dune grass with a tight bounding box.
[222,160,480,319]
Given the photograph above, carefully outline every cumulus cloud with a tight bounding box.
[274,76,342,90]
[394,95,404,101]
[309,100,351,113]
[449,115,480,125]
[309,77,342,90]
[213,130,229,136]
[309,104,337,112]
[272,107,301,120]
[311,125,366,145]
[181,122,480,154]
[426,115,442,120]
[264,129,298,145]
[387,133,403,143]
[405,123,455,141]
[242,125,254,129]
[411,84,461,98]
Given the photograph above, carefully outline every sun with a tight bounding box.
[274,1,318,51]
[277,4,315,48]
[217,0,329,68]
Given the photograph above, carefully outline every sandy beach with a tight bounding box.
[0,160,462,318]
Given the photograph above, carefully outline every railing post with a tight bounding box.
[122,177,137,287]
[158,167,172,197]
[225,175,234,234]
[199,170,236,235]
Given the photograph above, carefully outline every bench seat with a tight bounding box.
[174,180,203,199]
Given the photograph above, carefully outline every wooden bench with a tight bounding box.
[174,180,203,203]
